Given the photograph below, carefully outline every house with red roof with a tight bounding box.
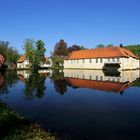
[17,54,51,68]
[64,47,140,70]
[17,54,30,68]
[0,54,5,68]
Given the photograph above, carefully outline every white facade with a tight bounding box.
[17,59,30,68]
[64,69,140,84]
[64,57,140,70]
[17,70,30,79]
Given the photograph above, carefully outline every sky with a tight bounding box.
[0,0,140,56]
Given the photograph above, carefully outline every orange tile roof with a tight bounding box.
[65,78,130,93]
[65,47,139,60]
[17,54,27,63]
[17,55,49,63]
[45,57,49,64]
[0,54,5,64]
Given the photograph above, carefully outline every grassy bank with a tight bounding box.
[0,101,58,140]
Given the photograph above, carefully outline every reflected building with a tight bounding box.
[17,70,46,99]
[0,73,4,87]
[64,69,140,94]
[17,70,30,79]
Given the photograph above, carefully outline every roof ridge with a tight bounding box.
[117,47,128,57]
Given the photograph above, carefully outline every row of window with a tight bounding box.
[66,58,120,64]
[65,74,120,82]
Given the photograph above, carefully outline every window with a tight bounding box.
[108,58,110,62]
[83,59,85,63]
[96,59,98,63]
[100,76,103,81]
[71,60,72,63]
[83,75,85,79]
[117,58,120,62]
[96,76,98,80]
[77,59,79,63]
[89,59,92,63]
[89,75,92,80]
[100,58,103,63]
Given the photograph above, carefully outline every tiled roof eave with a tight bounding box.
[65,56,128,60]
[17,61,24,63]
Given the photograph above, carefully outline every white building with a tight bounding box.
[17,54,51,69]
[64,47,140,70]
[17,54,30,68]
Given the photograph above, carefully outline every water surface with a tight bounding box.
[0,69,140,140]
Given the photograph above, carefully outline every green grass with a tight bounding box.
[0,101,58,140]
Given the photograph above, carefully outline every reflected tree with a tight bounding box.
[50,70,68,95]
[0,70,18,94]
[23,71,46,99]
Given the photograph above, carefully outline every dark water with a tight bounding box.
[0,69,140,140]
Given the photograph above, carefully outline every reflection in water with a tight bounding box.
[0,70,18,94]
[64,69,140,95]
[0,69,140,140]
[50,70,68,95]
[0,69,140,97]
[17,70,46,99]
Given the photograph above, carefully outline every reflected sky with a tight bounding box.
[0,69,140,140]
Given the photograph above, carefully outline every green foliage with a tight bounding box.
[107,44,114,47]
[35,40,46,66]
[0,41,20,65]
[23,39,35,67]
[0,102,58,140]
[125,45,140,58]
[0,70,18,94]
[96,44,105,48]
[80,45,87,50]
[50,70,68,95]
[23,39,46,69]
[51,55,64,67]
[23,71,46,99]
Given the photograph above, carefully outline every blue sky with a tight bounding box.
[0,0,140,56]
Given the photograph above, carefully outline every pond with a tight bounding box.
[0,69,140,140]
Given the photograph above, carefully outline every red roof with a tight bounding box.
[65,47,139,60]
[65,78,131,93]
[17,55,49,63]
[0,54,5,65]
[17,54,27,63]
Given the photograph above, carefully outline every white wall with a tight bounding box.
[64,69,140,83]
[64,57,139,70]
[120,57,139,70]
[17,60,30,68]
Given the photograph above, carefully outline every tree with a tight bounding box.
[68,45,80,53]
[23,39,35,68]
[125,45,140,58]
[96,44,105,48]
[53,39,68,56]
[120,44,123,47]
[35,40,46,66]
[107,44,114,47]
[51,55,64,67]
[0,41,20,66]
[80,45,87,50]
[23,39,46,69]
